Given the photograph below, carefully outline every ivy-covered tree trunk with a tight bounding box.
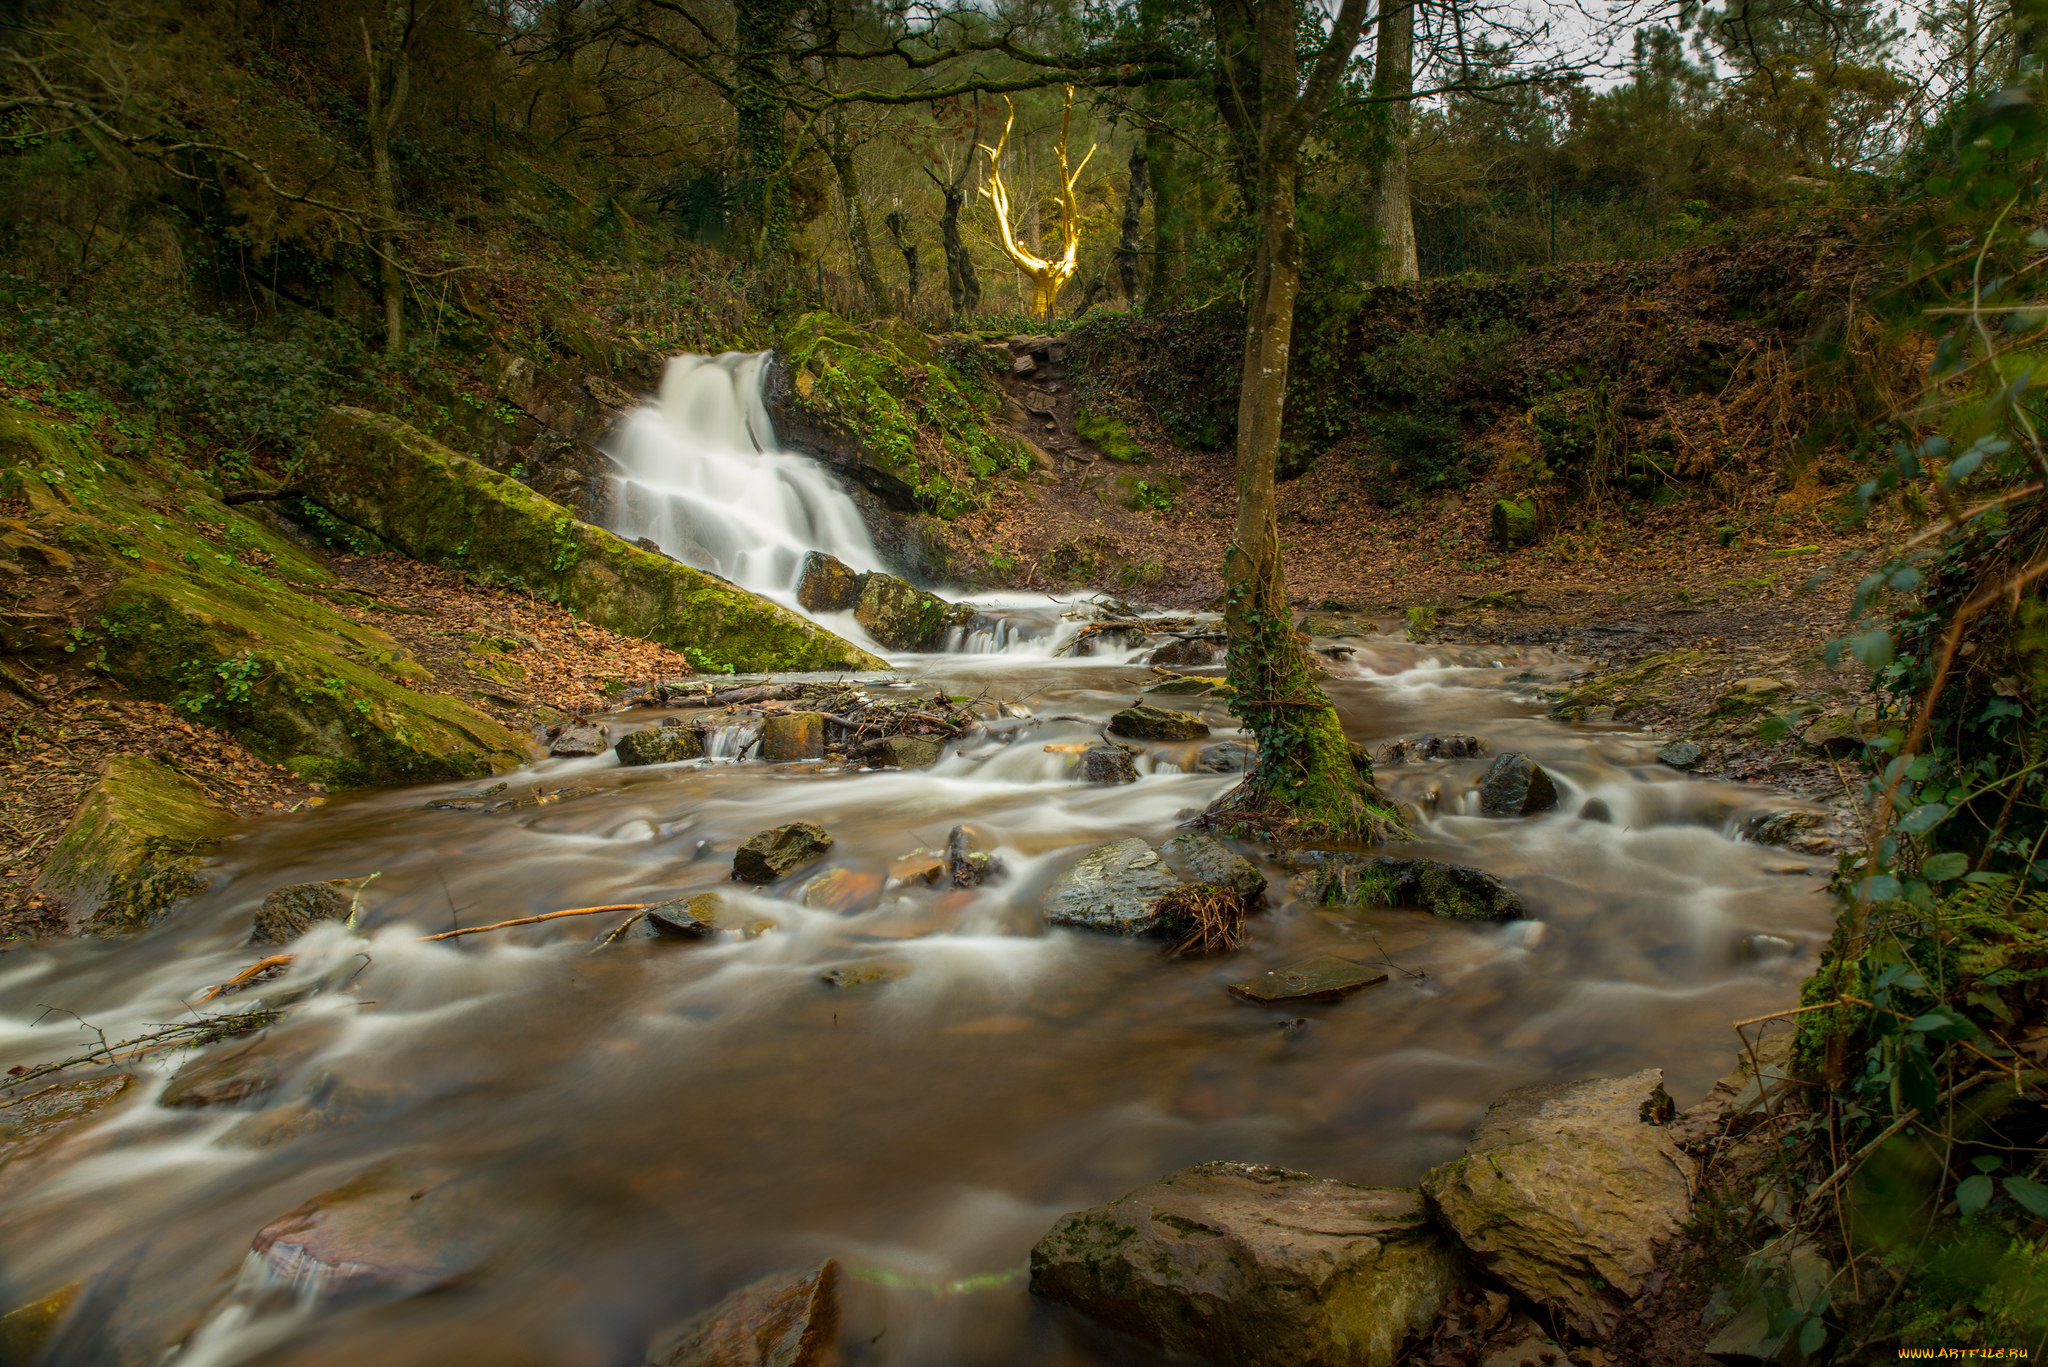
[825,131,891,314]
[1212,0,1400,844]
[1117,145,1149,301]
[365,0,412,358]
[734,0,798,263]
[938,180,981,311]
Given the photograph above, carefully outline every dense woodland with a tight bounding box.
[2,0,2048,1361]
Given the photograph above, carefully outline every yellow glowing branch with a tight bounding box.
[979,86,1096,320]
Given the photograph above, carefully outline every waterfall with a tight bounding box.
[605,352,884,604]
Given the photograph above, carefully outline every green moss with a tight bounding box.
[778,312,1029,517]
[1076,409,1147,463]
[1549,651,1705,721]
[305,408,884,674]
[33,755,233,936]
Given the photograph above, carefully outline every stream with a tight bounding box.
[0,356,1836,1366]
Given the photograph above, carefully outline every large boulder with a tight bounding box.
[1030,1162,1458,1367]
[853,571,962,652]
[796,551,863,614]
[733,823,834,882]
[250,1164,502,1297]
[1109,705,1211,741]
[616,725,705,766]
[1477,753,1558,817]
[305,408,883,673]
[32,755,231,936]
[1421,1069,1695,1335]
[1041,838,1183,934]
[655,1260,840,1367]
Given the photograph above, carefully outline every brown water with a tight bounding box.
[0,628,1835,1367]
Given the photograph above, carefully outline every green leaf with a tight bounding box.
[1921,851,1970,881]
[1972,1154,2006,1174]
[1858,874,1902,903]
[1908,1006,1980,1040]
[2004,1176,2048,1216]
[1798,1315,1827,1354]
[1897,803,1949,835]
[1958,1173,1995,1215]
[1897,1044,1940,1116]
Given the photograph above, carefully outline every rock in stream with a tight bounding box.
[1477,753,1558,817]
[732,823,834,882]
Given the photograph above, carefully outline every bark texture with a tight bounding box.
[1367,0,1419,282]
[365,0,412,357]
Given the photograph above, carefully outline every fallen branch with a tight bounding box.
[415,903,648,942]
[197,953,296,1002]
[1,1006,281,1095]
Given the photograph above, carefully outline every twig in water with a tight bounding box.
[416,903,650,942]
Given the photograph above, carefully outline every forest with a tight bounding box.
[0,0,2043,1363]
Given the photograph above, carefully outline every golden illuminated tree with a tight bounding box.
[979,88,1095,320]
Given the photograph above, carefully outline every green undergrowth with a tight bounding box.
[0,408,532,786]
[777,312,1030,517]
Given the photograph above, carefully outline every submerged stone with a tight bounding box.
[800,868,884,913]
[761,711,828,762]
[1108,704,1210,741]
[1377,734,1485,765]
[162,1037,305,1108]
[821,961,910,988]
[616,725,705,766]
[796,551,863,614]
[655,1259,840,1367]
[0,1283,79,1365]
[733,823,834,882]
[250,1163,499,1297]
[1040,838,1182,935]
[0,1077,132,1182]
[1029,1162,1456,1367]
[1227,956,1388,1004]
[251,878,364,945]
[1477,753,1558,818]
[1078,742,1138,784]
[1421,1069,1695,1335]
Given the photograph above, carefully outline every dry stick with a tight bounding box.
[414,903,648,942]
[197,953,296,1002]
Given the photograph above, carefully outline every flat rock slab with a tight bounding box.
[1040,838,1182,935]
[1030,1162,1457,1367]
[1108,704,1211,741]
[658,1259,839,1367]
[1422,1068,1695,1335]
[1228,956,1388,1004]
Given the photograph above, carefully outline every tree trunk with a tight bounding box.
[1366,0,1418,282]
[827,139,891,314]
[937,183,981,312]
[1213,0,1399,843]
[1117,144,1149,302]
[884,210,919,302]
[734,0,797,262]
[1145,124,1182,309]
[365,0,411,358]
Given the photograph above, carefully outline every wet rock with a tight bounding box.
[1377,734,1485,765]
[0,1282,79,1364]
[800,868,884,913]
[947,824,1002,887]
[672,891,778,939]
[549,721,609,756]
[1227,956,1389,1004]
[854,572,959,652]
[1030,1161,1456,1367]
[1197,741,1255,773]
[640,896,721,938]
[1308,856,1524,920]
[821,961,911,988]
[1145,675,1230,698]
[1040,838,1183,935]
[796,551,863,614]
[250,879,364,945]
[1577,798,1612,823]
[1148,636,1224,668]
[1657,740,1703,770]
[251,1164,497,1296]
[1109,704,1211,741]
[1078,743,1138,784]
[733,823,834,882]
[32,754,230,936]
[162,1038,303,1108]
[874,735,944,768]
[1422,1069,1696,1335]
[761,711,828,762]
[1160,834,1264,903]
[1477,753,1558,817]
[616,725,705,766]
[655,1259,839,1367]
[1744,809,1830,855]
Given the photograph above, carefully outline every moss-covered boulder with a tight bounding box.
[305,408,883,674]
[0,410,535,788]
[733,822,834,882]
[616,725,706,766]
[1109,704,1211,741]
[1301,855,1524,920]
[32,755,232,935]
[797,551,863,613]
[853,572,963,652]
[1030,1161,1457,1367]
[1492,498,1539,548]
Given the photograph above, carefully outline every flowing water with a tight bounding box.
[0,356,1837,1366]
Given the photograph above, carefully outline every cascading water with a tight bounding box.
[605,352,885,604]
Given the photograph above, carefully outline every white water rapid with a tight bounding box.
[605,352,885,605]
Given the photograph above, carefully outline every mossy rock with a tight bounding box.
[1075,410,1147,464]
[1491,498,1539,548]
[853,572,965,652]
[305,408,883,674]
[32,755,233,935]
